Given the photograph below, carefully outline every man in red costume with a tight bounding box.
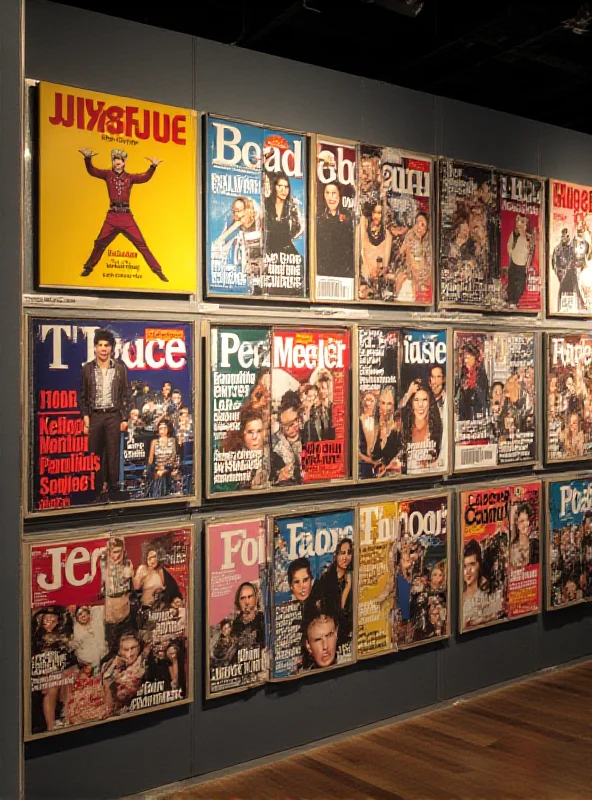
[79,148,168,282]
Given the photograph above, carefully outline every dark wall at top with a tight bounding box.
[24,2,592,798]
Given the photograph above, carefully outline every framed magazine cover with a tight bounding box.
[205,514,270,698]
[204,114,309,301]
[205,319,353,499]
[458,478,542,634]
[37,81,198,295]
[547,178,592,318]
[545,331,592,465]
[24,520,194,740]
[24,311,199,517]
[452,327,538,473]
[356,144,434,307]
[357,489,451,659]
[438,160,544,313]
[354,324,450,483]
[269,503,358,681]
[311,134,357,303]
[545,472,592,611]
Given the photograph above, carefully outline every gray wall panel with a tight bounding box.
[0,0,24,798]
[440,98,540,175]
[25,1,194,108]
[197,649,439,776]
[25,709,194,799]
[360,79,437,154]
[22,2,592,797]
[538,122,592,184]
[537,607,592,670]
[194,37,366,138]
[440,618,539,699]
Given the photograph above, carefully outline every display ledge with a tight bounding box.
[20,296,592,330]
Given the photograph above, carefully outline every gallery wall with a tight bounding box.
[22,1,592,798]
[1,1,24,799]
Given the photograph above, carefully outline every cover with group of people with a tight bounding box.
[357,495,449,658]
[546,333,592,463]
[357,327,448,479]
[26,526,192,738]
[439,160,543,312]
[453,330,537,471]
[28,317,195,514]
[205,493,453,697]
[208,324,351,496]
[548,475,592,609]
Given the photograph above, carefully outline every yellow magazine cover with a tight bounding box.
[38,82,197,293]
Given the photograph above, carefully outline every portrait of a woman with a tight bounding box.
[148,419,178,497]
[264,173,303,257]
[506,212,535,308]
[401,381,442,472]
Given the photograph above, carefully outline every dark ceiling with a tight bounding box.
[55,0,592,134]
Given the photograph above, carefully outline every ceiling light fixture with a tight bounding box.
[563,2,592,34]
[368,0,425,18]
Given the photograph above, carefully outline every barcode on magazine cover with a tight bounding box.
[316,278,354,301]
[458,447,496,467]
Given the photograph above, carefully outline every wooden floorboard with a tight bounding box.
[162,661,592,800]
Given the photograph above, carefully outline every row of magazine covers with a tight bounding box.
[34,80,592,317]
[25,314,592,515]
[26,473,592,740]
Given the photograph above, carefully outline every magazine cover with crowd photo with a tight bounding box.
[498,172,543,312]
[357,500,397,658]
[547,475,592,610]
[27,316,195,515]
[271,509,356,680]
[270,328,351,487]
[392,494,450,649]
[356,145,433,305]
[459,481,541,633]
[208,324,272,497]
[453,330,537,472]
[546,333,592,464]
[206,115,308,299]
[207,324,351,496]
[206,517,270,697]
[25,525,193,739]
[357,327,448,481]
[548,179,592,317]
[313,136,357,302]
[438,160,500,310]
[38,82,197,293]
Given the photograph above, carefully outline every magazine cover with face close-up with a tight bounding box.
[357,326,447,481]
[271,509,356,680]
[459,481,541,633]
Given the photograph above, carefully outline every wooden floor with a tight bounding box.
[164,661,592,800]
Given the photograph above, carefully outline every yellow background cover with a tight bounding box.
[39,81,197,293]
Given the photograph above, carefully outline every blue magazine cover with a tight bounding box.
[271,509,355,679]
[206,115,308,298]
